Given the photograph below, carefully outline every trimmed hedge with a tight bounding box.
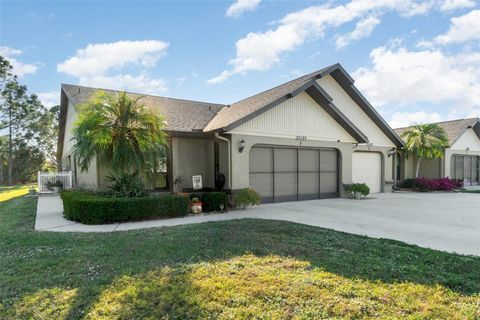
[201,192,228,212]
[61,191,189,224]
[187,192,228,212]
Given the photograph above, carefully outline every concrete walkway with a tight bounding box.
[35,192,480,256]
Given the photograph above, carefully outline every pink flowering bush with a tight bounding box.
[413,177,461,192]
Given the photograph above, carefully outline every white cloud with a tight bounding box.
[226,0,261,17]
[432,9,480,45]
[37,91,60,107]
[210,0,435,84]
[58,40,168,77]
[207,70,234,85]
[439,0,476,12]
[353,45,480,117]
[389,111,444,128]
[336,16,381,49]
[0,46,38,77]
[58,40,169,95]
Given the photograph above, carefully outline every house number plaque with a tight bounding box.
[295,135,307,141]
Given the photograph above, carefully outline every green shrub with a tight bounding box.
[344,183,370,197]
[402,178,416,189]
[61,191,189,224]
[107,172,147,198]
[234,188,260,209]
[201,192,228,212]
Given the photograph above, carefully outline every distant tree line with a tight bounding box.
[0,56,58,185]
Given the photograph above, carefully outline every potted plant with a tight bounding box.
[47,180,64,194]
[190,197,202,214]
[344,183,370,200]
[174,175,184,193]
[234,188,261,209]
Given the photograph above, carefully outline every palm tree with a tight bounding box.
[401,123,449,178]
[72,90,167,174]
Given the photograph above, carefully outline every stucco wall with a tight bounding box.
[172,137,215,190]
[418,158,442,178]
[61,101,99,189]
[316,75,394,148]
[451,128,480,150]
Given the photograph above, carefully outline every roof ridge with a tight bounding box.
[61,83,227,107]
[226,65,335,107]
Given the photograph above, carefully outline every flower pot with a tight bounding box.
[52,187,61,195]
[190,202,202,214]
[354,191,362,200]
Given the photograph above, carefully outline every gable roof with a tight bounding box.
[61,84,226,132]
[58,63,405,161]
[394,118,480,146]
[203,63,404,147]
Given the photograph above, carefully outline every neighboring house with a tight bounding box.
[394,118,480,186]
[57,63,405,203]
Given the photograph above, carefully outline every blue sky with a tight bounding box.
[1,0,479,128]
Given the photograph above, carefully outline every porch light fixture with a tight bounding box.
[387,147,396,157]
[239,139,246,153]
[465,147,470,153]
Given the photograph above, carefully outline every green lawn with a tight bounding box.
[0,193,479,319]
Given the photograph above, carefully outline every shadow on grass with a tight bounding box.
[6,254,480,319]
[1,196,480,319]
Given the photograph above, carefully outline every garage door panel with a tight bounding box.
[250,173,273,203]
[250,147,273,172]
[320,150,337,171]
[274,148,297,171]
[274,172,297,202]
[352,152,381,193]
[451,155,480,183]
[298,149,318,171]
[320,172,338,194]
[298,173,319,200]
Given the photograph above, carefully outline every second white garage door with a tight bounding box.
[352,152,382,193]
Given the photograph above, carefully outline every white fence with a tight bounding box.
[38,171,73,193]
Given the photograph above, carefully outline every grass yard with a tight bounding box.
[0,192,479,319]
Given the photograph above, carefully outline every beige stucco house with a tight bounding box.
[57,63,406,202]
[394,118,480,186]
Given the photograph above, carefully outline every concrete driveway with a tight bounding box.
[249,192,480,256]
[36,192,479,256]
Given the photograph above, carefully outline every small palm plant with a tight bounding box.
[72,90,167,179]
[401,124,449,178]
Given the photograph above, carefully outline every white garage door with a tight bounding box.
[352,152,382,193]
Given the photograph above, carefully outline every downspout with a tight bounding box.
[215,133,231,190]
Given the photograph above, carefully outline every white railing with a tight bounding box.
[38,171,73,193]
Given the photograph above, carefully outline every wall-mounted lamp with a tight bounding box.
[239,139,245,153]
[387,147,396,157]
[465,147,470,153]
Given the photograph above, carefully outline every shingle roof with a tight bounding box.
[62,84,226,132]
[203,66,332,132]
[394,118,480,145]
